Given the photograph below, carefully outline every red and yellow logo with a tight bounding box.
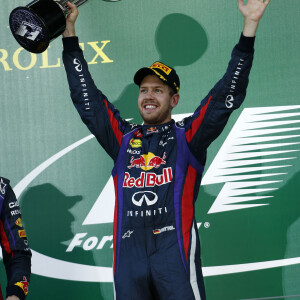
[15,218,23,227]
[15,276,29,295]
[150,62,172,75]
[129,138,142,148]
[18,230,27,238]
[128,152,166,171]
[146,127,159,134]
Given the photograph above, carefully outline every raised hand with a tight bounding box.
[62,1,79,38]
[238,0,271,36]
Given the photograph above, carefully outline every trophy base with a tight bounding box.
[9,0,66,54]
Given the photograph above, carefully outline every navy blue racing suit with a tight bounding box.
[63,34,254,300]
[0,177,31,300]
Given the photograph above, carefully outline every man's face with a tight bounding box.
[138,75,179,125]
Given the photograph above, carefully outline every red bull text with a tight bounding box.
[123,167,173,188]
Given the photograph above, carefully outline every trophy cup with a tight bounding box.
[9,0,116,54]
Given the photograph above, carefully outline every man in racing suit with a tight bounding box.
[62,0,270,298]
[0,178,31,300]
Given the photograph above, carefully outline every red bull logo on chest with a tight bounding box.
[128,152,166,171]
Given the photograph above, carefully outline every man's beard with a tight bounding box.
[140,107,172,125]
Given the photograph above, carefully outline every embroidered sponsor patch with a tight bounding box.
[122,230,133,239]
[15,218,23,227]
[18,230,27,238]
[127,152,167,171]
[134,130,143,138]
[129,138,142,148]
[146,127,159,135]
[150,62,172,75]
[15,276,29,295]
[153,225,175,234]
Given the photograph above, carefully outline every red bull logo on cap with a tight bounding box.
[128,152,166,171]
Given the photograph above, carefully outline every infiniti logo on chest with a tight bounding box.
[132,191,158,207]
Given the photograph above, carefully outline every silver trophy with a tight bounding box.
[9,0,118,53]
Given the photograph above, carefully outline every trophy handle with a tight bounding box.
[54,0,89,12]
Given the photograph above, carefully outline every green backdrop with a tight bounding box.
[1,0,300,299]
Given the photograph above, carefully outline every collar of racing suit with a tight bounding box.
[140,120,175,136]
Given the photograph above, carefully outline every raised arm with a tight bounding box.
[182,0,271,165]
[61,2,131,161]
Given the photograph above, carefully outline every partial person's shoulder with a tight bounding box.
[0,176,10,196]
